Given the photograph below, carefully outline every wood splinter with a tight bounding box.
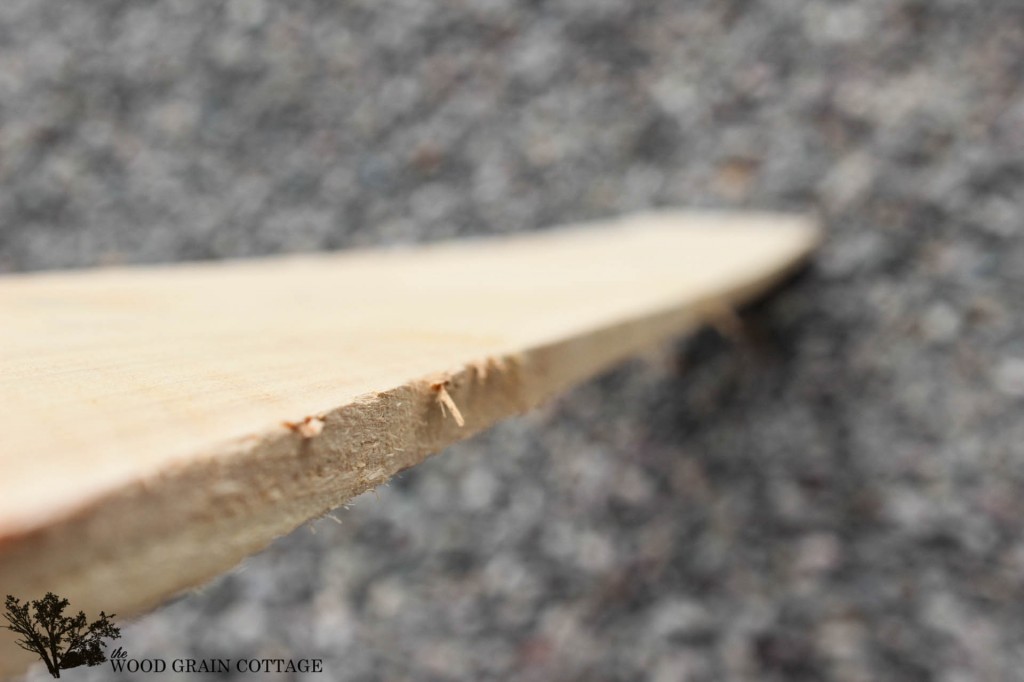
[432,380,466,427]
[283,415,326,438]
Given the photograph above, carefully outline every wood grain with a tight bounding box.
[0,211,818,677]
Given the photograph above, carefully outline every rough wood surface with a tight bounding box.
[0,211,817,677]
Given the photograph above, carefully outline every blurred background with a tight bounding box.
[7,1,1024,680]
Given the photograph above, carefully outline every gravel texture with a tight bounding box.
[8,1,1024,680]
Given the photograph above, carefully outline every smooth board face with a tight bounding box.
[0,211,818,677]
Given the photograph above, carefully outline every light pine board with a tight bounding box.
[0,211,818,677]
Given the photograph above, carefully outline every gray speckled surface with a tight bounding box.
[8,1,1024,680]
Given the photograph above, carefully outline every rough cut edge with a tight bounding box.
[0,223,818,679]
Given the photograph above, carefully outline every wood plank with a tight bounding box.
[0,210,818,677]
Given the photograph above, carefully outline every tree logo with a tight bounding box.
[2,593,121,678]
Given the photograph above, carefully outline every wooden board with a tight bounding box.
[0,211,818,677]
